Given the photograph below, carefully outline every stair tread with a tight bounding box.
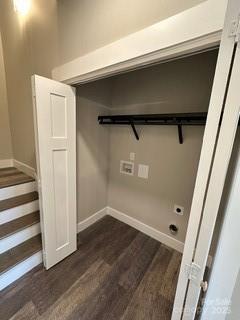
[0,211,40,239]
[0,235,42,275]
[0,167,34,189]
[0,167,18,177]
[0,192,38,212]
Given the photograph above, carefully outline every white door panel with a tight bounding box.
[172,0,240,318]
[32,75,76,269]
[183,39,240,319]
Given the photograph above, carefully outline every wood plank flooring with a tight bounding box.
[0,167,34,189]
[0,216,182,320]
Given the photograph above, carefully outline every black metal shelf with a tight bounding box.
[98,112,208,144]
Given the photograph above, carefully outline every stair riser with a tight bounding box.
[0,181,37,201]
[0,200,39,225]
[0,223,41,254]
[0,251,42,291]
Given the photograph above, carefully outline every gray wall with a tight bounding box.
[76,80,111,222]
[0,0,59,168]
[108,50,218,242]
[0,0,212,240]
[58,0,204,65]
[77,50,218,243]
[0,31,12,160]
[0,0,204,168]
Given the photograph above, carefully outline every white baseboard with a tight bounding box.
[0,181,37,202]
[13,160,36,179]
[107,207,184,253]
[0,159,13,168]
[0,251,42,291]
[0,159,36,179]
[77,207,107,233]
[0,223,41,254]
[77,206,184,253]
[0,200,39,225]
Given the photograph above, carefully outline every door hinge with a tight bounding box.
[185,262,201,285]
[229,16,240,43]
[200,280,208,292]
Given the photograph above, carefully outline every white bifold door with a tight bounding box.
[32,75,76,269]
[172,0,240,319]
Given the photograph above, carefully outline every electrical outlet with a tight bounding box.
[174,205,184,215]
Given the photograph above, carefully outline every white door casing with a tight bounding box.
[183,21,240,319]
[172,0,240,318]
[32,75,77,269]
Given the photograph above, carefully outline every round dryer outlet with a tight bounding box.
[174,205,184,215]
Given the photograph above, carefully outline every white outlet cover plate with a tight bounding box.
[174,205,184,215]
[138,164,149,179]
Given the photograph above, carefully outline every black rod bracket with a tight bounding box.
[130,121,139,140]
[98,113,211,144]
[177,124,183,144]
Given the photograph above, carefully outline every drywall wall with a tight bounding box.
[0,0,59,168]
[0,2,35,167]
[57,0,204,65]
[75,50,218,229]
[76,80,111,222]
[0,0,205,168]
[108,50,218,243]
[0,31,12,160]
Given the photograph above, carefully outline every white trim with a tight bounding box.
[77,207,107,233]
[77,207,184,253]
[0,251,42,291]
[0,200,39,225]
[0,223,41,254]
[52,0,227,85]
[13,160,36,179]
[107,207,184,253]
[172,0,239,317]
[0,159,13,168]
[76,207,214,264]
[0,181,37,202]
[183,14,240,317]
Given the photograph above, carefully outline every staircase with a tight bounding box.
[0,167,42,291]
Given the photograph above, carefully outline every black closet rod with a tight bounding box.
[98,112,240,144]
[98,112,207,126]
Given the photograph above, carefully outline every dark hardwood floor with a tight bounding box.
[0,216,182,320]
